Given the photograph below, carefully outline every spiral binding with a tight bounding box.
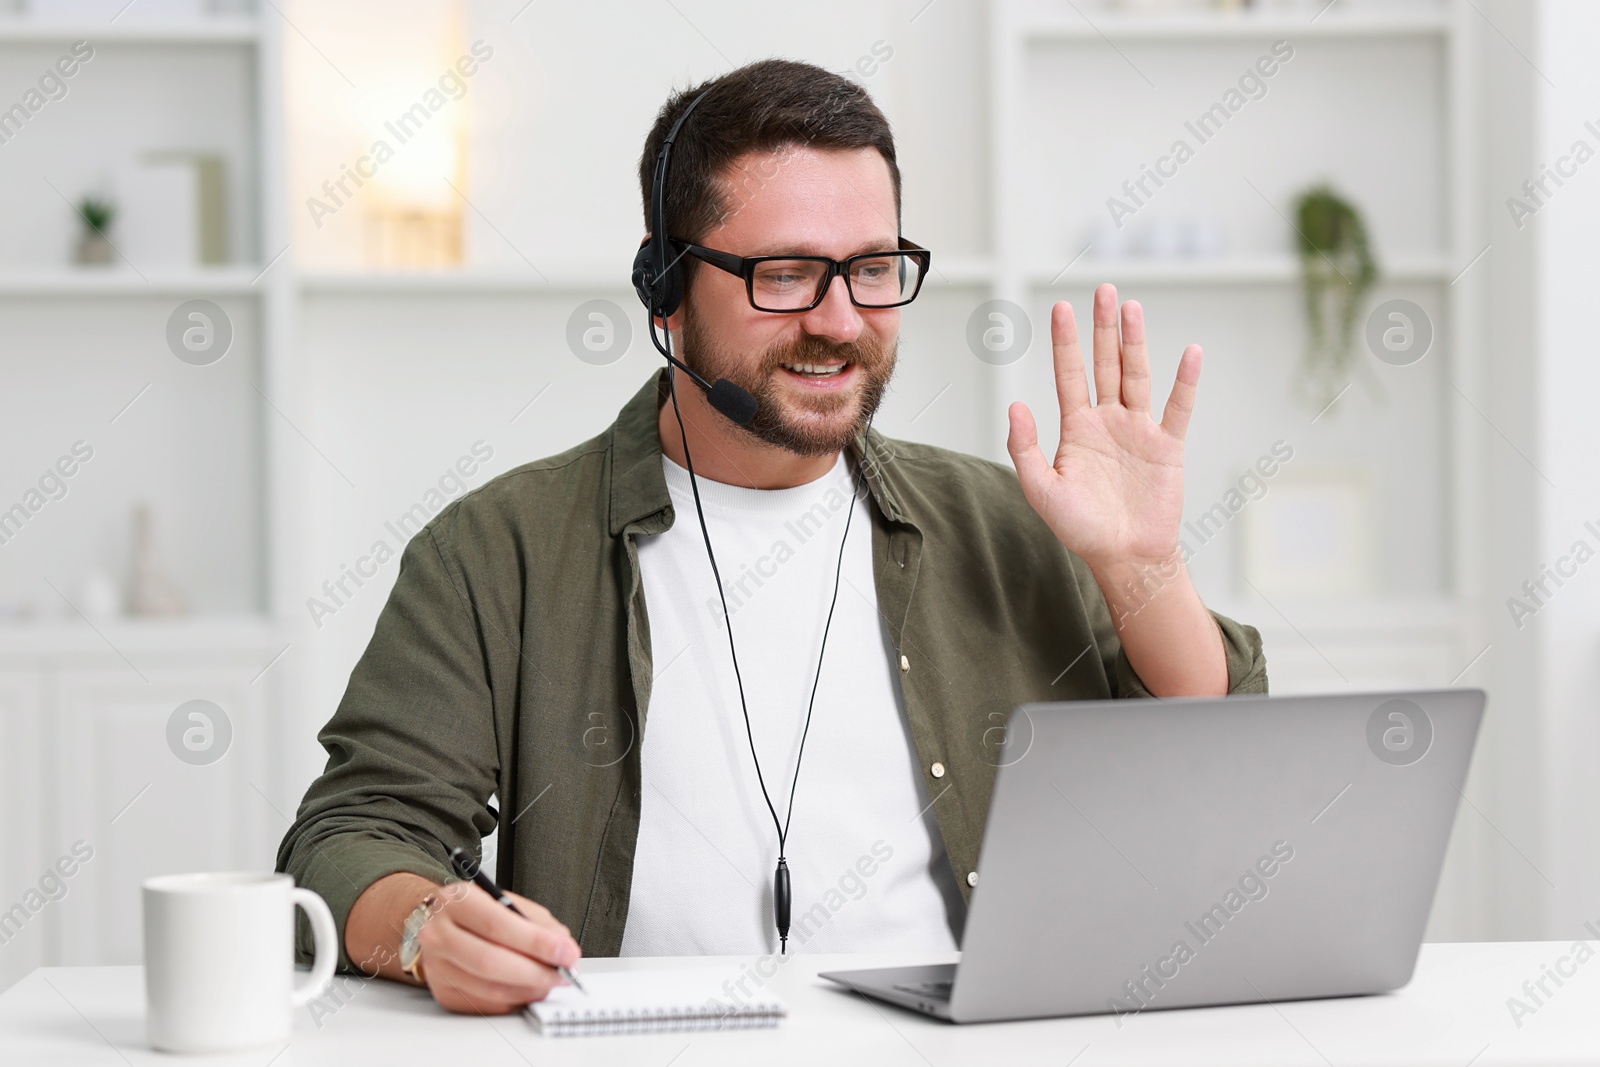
[532,1003,786,1037]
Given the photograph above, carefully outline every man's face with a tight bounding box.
[676,145,901,457]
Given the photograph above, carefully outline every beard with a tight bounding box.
[678,302,897,457]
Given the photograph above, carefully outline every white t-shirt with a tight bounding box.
[620,451,963,956]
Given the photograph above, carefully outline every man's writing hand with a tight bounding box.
[417,884,581,1015]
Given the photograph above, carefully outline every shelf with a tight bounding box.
[1018,8,1452,42]
[292,254,1454,295]
[299,266,624,295]
[925,256,996,286]
[0,255,1450,298]
[1207,597,1468,635]
[1027,253,1454,287]
[0,615,288,658]
[300,255,1001,295]
[0,267,266,295]
[0,19,259,43]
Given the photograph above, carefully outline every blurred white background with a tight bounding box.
[1,0,1595,991]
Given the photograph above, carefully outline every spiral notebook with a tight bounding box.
[525,968,787,1037]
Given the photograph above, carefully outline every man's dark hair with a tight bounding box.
[637,58,901,266]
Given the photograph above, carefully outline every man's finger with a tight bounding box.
[444,890,579,968]
[1005,401,1057,509]
[1090,283,1121,406]
[1160,345,1203,440]
[432,961,546,1015]
[1119,299,1152,413]
[1050,302,1091,426]
[426,913,564,998]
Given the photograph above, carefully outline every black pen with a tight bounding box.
[448,847,586,995]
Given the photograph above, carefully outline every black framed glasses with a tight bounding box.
[670,236,931,312]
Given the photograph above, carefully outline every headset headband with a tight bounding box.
[634,85,715,317]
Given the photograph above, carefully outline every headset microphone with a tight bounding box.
[704,377,759,427]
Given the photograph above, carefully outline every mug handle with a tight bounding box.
[288,887,339,1009]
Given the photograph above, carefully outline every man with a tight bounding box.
[277,57,1266,1016]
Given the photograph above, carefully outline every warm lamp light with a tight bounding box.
[349,29,468,266]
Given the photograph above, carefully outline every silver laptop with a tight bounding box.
[821,688,1485,1023]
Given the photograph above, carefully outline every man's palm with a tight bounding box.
[1006,285,1201,569]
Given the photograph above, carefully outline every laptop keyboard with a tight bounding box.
[892,980,953,1001]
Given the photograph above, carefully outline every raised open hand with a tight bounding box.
[1005,283,1201,571]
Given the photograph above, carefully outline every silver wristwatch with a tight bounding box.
[398,893,439,985]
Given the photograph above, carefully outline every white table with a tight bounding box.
[1,943,1595,1064]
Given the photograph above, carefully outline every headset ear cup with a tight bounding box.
[631,240,685,318]
[631,242,657,310]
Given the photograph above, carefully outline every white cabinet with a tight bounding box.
[0,670,44,985]
[0,620,285,989]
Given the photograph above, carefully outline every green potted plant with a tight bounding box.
[1292,184,1378,412]
[75,195,117,266]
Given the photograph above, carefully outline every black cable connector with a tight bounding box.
[775,857,791,953]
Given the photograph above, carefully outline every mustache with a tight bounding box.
[762,331,885,369]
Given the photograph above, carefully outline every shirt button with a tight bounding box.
[899,655,910,673]
[930,761,945,778]
[967,871,979,888]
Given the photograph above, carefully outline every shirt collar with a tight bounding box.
[606,367,909,535]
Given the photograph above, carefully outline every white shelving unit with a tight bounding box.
[989,0,1484,642]
[0,9,291,613]
[0,0,1506,969]
[0,6,295,990]
[989,0,1488,940]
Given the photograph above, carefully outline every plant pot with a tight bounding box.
[75,231,116,266]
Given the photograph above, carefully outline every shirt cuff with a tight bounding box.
[284,834,456,975]
[1114,611,1268,698]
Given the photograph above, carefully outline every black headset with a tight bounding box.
[632,86,759,426]
[630,81,870,953]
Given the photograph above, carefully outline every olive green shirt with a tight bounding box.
[277,368,1268,970]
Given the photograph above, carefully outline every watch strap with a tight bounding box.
[399,892,439,985]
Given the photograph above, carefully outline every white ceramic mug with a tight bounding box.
[143,872,337,1053]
